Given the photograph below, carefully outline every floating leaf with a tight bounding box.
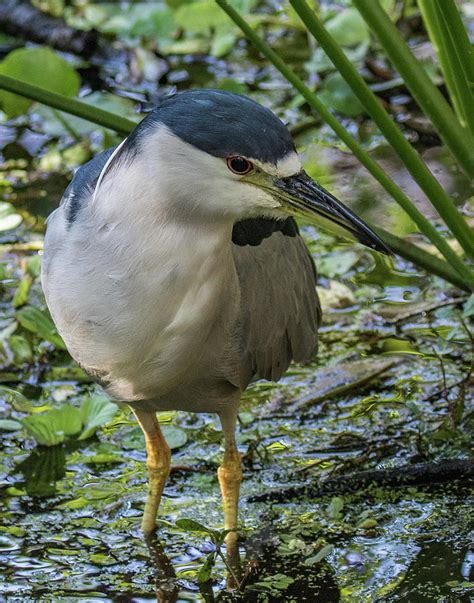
[16,306,66,349]
[175,0,228,33]
[325,8,369,47]
[89,553,116,566]
[79,396,118,440]
[122,422,187,449]
[319,72,366,117]
[83,454,124,464]
[22,405,82,446]
[12,275,32,308]
[0,202,22,232]
[327,496,344,520]
[121,426,145,450]
[305,544,334,565]
[0,47,80,117]
[26,254,42,278]
[463,295,474,318]
[0,419,22,431]
[358,518,378,529]
[197,552,216,584]
[175,518,213,534]
[161,425,188,449]
[317,250,360,278]
[0,386,31,411]
[9,334,32,365]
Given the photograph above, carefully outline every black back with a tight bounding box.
[62,147,115,225]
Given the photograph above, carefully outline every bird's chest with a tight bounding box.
[57,218,239,400]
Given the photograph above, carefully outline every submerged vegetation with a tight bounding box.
[0,0,473,600]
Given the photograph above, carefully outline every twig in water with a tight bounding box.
[247,458,473,503]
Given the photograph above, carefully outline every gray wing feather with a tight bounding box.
[232,231,320,388]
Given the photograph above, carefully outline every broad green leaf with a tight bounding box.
[0,47,80,117]
[175,518,213,534]
[35,91,138,138]
[16,306,66,349]
[357,518,378,529]
[0,419,22,431]
[325,8,369,47]
[122,423,187,449]
[161,424,188,449]
[217,78,247,94]
[83,454,123,464]
[308,41,369,74]
[22,405,82,446]
[12,275,32,308]
[0,386,31,411]
[0,202,22,232]
[318,72,366,117]
[89,553,116,566]
[327,496,344,519]
[26,254,42,278]
[132,8,177,40]
[197,552,215,584]
[317,250,360,278]
[9,335,33,364]
[79,396,118,440]
[305,544,334,565]
[463,295,474,318]
[175,0,229,33]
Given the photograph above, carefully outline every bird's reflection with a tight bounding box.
[145,534,180,603]
[144,526,340,602]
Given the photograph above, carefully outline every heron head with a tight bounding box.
[125,89,390,254]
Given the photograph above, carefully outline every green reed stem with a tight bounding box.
[291,0,474,260]
[0,74,136,135]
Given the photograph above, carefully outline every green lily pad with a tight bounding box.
[161,424,188,449]
[319,72,366,117]
[0,202,22,232]
[0,47,80,117]
[22,405,82,446]
[79,396,118,440]
[16,306,66,350]
[0,419,22,431]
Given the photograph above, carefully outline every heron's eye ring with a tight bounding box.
[227,156,253,175]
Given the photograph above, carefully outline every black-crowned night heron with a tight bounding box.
[41,90,389,543]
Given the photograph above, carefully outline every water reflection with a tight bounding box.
[388,541,472,603]
[143,526,341,602]
[137,519,474,601]
[17,446,66,497]
[145,535,179,603]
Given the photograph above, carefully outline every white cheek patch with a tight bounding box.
[276,152,302,177]
[251,152,302,179]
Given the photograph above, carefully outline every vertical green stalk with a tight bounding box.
[354,0,474,162]
[216,0,474,288]
[290,0,474,260]
[372,228,472,292]
[418,0,474,137]
[0,74,136,135]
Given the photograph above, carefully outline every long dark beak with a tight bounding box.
[275,172,392,255]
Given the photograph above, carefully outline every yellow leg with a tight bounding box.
[218,410,242,581]
[217,440,242,539]
[133,408,171,535]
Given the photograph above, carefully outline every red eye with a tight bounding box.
[227,156,253,175]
